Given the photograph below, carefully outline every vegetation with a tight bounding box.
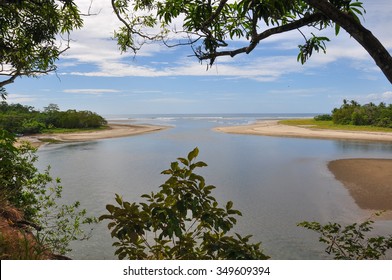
[282,100,392,131]
[111,0,392,83]
[299,213,392,260]
[0,101,107,135]
[279,119,392,132]
[100,148,269,260]
[0,129,96,258]
[331,99,392,127]
[0,0,83,87]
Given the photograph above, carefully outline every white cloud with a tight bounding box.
[6,94,36,103]
[60,0,391,82]
[363,91,392,103]
[63,89,121,95]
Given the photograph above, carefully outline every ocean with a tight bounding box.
[36,114,392,259]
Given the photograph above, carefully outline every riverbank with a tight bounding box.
[17,123,169,148]
[214,120,392,142]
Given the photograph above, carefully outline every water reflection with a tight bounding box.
[335,140,392,153]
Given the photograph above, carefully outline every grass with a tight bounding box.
[279,119,392,132]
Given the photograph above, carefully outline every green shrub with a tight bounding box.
[298,213,392,260]
[0,129,97,257]
[100,148,269,260]
[314,114,332,121]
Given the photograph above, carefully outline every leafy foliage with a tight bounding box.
[111,0,367,66]
[0,129,96,256]
[331,99,392,127]
[100,147,269,260]
[313,114,332,121]
[298,214,392,260]
[0,0,83,87]
[0,102,107,135]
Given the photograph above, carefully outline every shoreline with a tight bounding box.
[214,120,392,142]
[17,123,169,148]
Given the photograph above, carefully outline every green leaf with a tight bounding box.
[187,147,199,162]
[115,194,123,205]
[177,157,189,166]
[335,24,341,35]
[106,204,116,213]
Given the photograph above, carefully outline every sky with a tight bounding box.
[4,0,392,115]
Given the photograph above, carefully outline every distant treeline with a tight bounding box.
[315,100,392,128]
[0,102,107,135]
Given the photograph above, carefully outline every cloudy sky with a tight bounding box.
[5,0,392,115]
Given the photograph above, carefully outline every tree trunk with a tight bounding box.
[305,0,392,84]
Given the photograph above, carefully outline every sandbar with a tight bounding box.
[18,123,168,148]
[328,159,392,211]
[214,120,392,142]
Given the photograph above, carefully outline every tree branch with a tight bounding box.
[0,74,18,88]
[198,12,325,62]
[304,0,392,84]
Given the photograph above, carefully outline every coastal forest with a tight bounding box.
[316,100,392,127]
[0,102,107,135]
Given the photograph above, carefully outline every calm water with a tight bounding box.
[36,114,392,259]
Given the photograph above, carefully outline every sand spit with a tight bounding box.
[18,123,169,148]
[215,120,392,142]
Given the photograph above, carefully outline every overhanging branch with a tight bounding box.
[304,0,392,84]
[198,12,326,62]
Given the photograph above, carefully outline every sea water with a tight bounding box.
[36,114,392,259]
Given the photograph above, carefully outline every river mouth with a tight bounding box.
[36,114,392,259]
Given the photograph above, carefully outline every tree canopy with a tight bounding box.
[111,0,392,83]
[0,0,83,88]
[331,99,392,127]
[0,102,107,135]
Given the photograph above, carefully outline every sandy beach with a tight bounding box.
[18,123,168,148]
[215,120,392,142]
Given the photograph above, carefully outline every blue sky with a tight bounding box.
[4,0,392,115]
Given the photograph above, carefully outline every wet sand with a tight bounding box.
[328,159,392,211]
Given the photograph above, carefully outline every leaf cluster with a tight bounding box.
[298,214,392,260]
[111,0,366,66]
[100,147,269,260]
[0,0,83,87]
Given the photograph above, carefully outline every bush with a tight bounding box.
[298,213,392,260]
[314,114,332,121]
[20,119,45,135]
[0,129,97,257]
[100,148,269,260]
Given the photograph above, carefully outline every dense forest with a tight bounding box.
[315,100,392,127]
[0,102,107,135]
